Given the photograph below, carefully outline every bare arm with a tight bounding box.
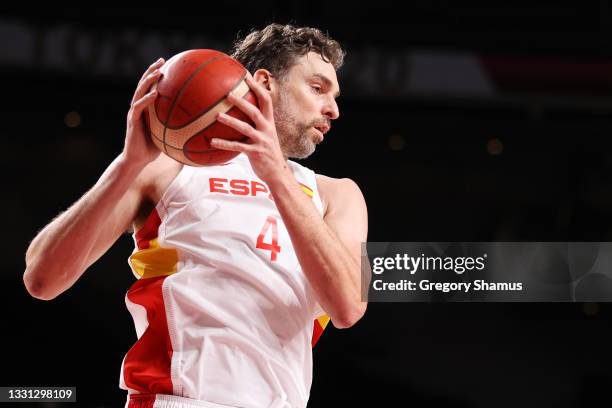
[25,156,144,299]
[317,175,369,322]
[267,174,368,329]
[23,58,166,300]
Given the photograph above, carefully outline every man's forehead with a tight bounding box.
[292,52,338,82]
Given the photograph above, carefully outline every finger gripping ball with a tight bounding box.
[145,49,258,166]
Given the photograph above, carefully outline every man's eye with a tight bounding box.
[311,85,322,94]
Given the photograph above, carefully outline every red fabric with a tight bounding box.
[128,393,156,408]
[312,319,324,348]
[135,209,162,250]
[123,276,174,394]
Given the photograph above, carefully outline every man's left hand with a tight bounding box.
[211,73,290,185]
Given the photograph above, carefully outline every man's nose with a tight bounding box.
[323,97,340,120]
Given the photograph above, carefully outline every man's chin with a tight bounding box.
[287,144,316,160]
[281,133,317,159]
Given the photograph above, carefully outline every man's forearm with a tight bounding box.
[24,154,143,299]
[268,170,364,328]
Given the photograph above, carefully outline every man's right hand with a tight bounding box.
[123,58,165,169]
[24,57,171,300]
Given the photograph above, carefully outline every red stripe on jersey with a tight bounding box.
[123,276,174,394]
[135,209,162,250]
[312,319,324,347]
[127,393,156,408]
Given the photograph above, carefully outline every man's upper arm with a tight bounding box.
[317,175,368,264]
[82,158,159,271]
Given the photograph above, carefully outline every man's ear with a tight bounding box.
[252,69,275,92]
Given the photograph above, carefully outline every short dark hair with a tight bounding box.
[230,23,345,80]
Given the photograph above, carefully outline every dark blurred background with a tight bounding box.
[3,3,612,407]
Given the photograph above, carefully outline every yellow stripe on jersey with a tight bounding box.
[129,238,179,279]
[299,183,314,198]
[316,314,330,329]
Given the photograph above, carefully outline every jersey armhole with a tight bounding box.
[132,165,193,240]
[155,165,194,219]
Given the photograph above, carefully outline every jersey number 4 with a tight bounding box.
[256,216,282,262]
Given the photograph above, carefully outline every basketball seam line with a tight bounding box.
[152,131,249,154]
[162,55,224,155]
[150,131,216,153]
[166,68,248,131]
[182,73,251,159]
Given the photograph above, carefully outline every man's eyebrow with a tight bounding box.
[311,73,341,98]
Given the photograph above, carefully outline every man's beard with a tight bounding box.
[273,92,316,160]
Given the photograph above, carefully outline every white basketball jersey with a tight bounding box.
[119,154,330,408]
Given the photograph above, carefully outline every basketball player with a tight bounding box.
[24,24,368,408]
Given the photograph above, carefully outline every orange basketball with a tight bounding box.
[145,49,258,166]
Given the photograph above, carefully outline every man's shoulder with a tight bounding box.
[129,154,183,233]
[315,174,364,215]
[139,154,184,202]
[315,173,359,190]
